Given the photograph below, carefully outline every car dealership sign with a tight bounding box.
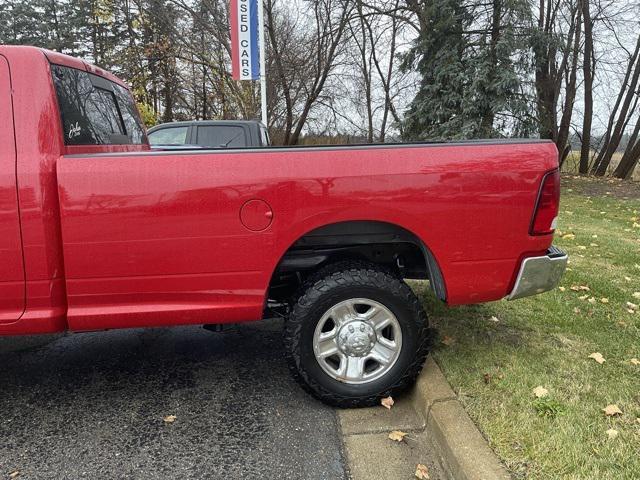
[230,0,260,80]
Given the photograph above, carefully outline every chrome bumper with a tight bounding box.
[507,246,568,300]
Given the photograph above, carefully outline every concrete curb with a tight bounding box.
[410,358,512,480]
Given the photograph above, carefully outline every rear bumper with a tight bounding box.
[507,246,568,300]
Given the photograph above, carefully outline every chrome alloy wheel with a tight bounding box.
[312,298,403,384]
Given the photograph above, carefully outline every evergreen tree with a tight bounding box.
[402,0,534,140]
[402,0,471,140]
[464,0,534,138]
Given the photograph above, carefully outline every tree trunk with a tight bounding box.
[362,0,402,142]
[613,117,640,179]
[534,0,558,140]
[480,0,502,135]
[355,2,373,142]
[556,4,581,166]
[613,146,640,180]
[265,0,293,144]
[50,0,62,51]
[580,0,593,174]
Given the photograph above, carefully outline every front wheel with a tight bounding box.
[283,261,431,407]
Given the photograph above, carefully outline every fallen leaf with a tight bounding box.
[441,336,454,346]
[558,287,566,292]
[415,464,430,480]
[381,396,394,410]
[606,428,619,440]
[562,233,575,240]
[388,430,407,442]
[573,307,581,314]
[626,302,638,311]
[570,285,590,292]
[488,316,500,322]
[600,298,609,304]
[578,294,589,301]
[633,292,640,299]
[603,404,622,416]
[588,297,596,304]
[9,471,19,478]
[630,358,640,366]
[483,373,491,384]
[589,352,606,364]
[624,276,632,282]
[163,415,177,424]
[533,386,549,398]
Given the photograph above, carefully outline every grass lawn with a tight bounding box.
[415,175,640,480]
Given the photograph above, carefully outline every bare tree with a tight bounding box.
[362,0,406,141]
[532,0,577,142]
[335,0,408,142]
[591,33,640,175]
[556,1,581,165]
[266,0,355,144]
[350,0,375,142]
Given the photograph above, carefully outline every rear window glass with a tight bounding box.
[196,126,246,148]
[148,126,189,145]
[51,64,147,145]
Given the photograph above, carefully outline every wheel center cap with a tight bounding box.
[337,320,376,357]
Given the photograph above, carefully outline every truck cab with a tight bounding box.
[0,46,149,333]
[148,120,270,150]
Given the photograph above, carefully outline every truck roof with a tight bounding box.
[0,45,129,89]
[148,120,266,133]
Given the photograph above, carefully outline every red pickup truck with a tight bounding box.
[0,46,567,406]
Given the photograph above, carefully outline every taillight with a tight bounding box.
[530,170,560,235]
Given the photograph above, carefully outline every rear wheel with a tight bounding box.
[283,261,431,407]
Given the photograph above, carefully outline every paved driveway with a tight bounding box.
[0,320,347,479]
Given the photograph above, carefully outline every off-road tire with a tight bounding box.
[283,260,431,407]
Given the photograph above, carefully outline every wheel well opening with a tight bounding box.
[267,221,446,306]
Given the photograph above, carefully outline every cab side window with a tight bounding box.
[51,64,145,145]
[197,126,246,148]
[148,127,189,146]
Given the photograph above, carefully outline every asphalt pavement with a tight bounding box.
[0,320,347,479]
